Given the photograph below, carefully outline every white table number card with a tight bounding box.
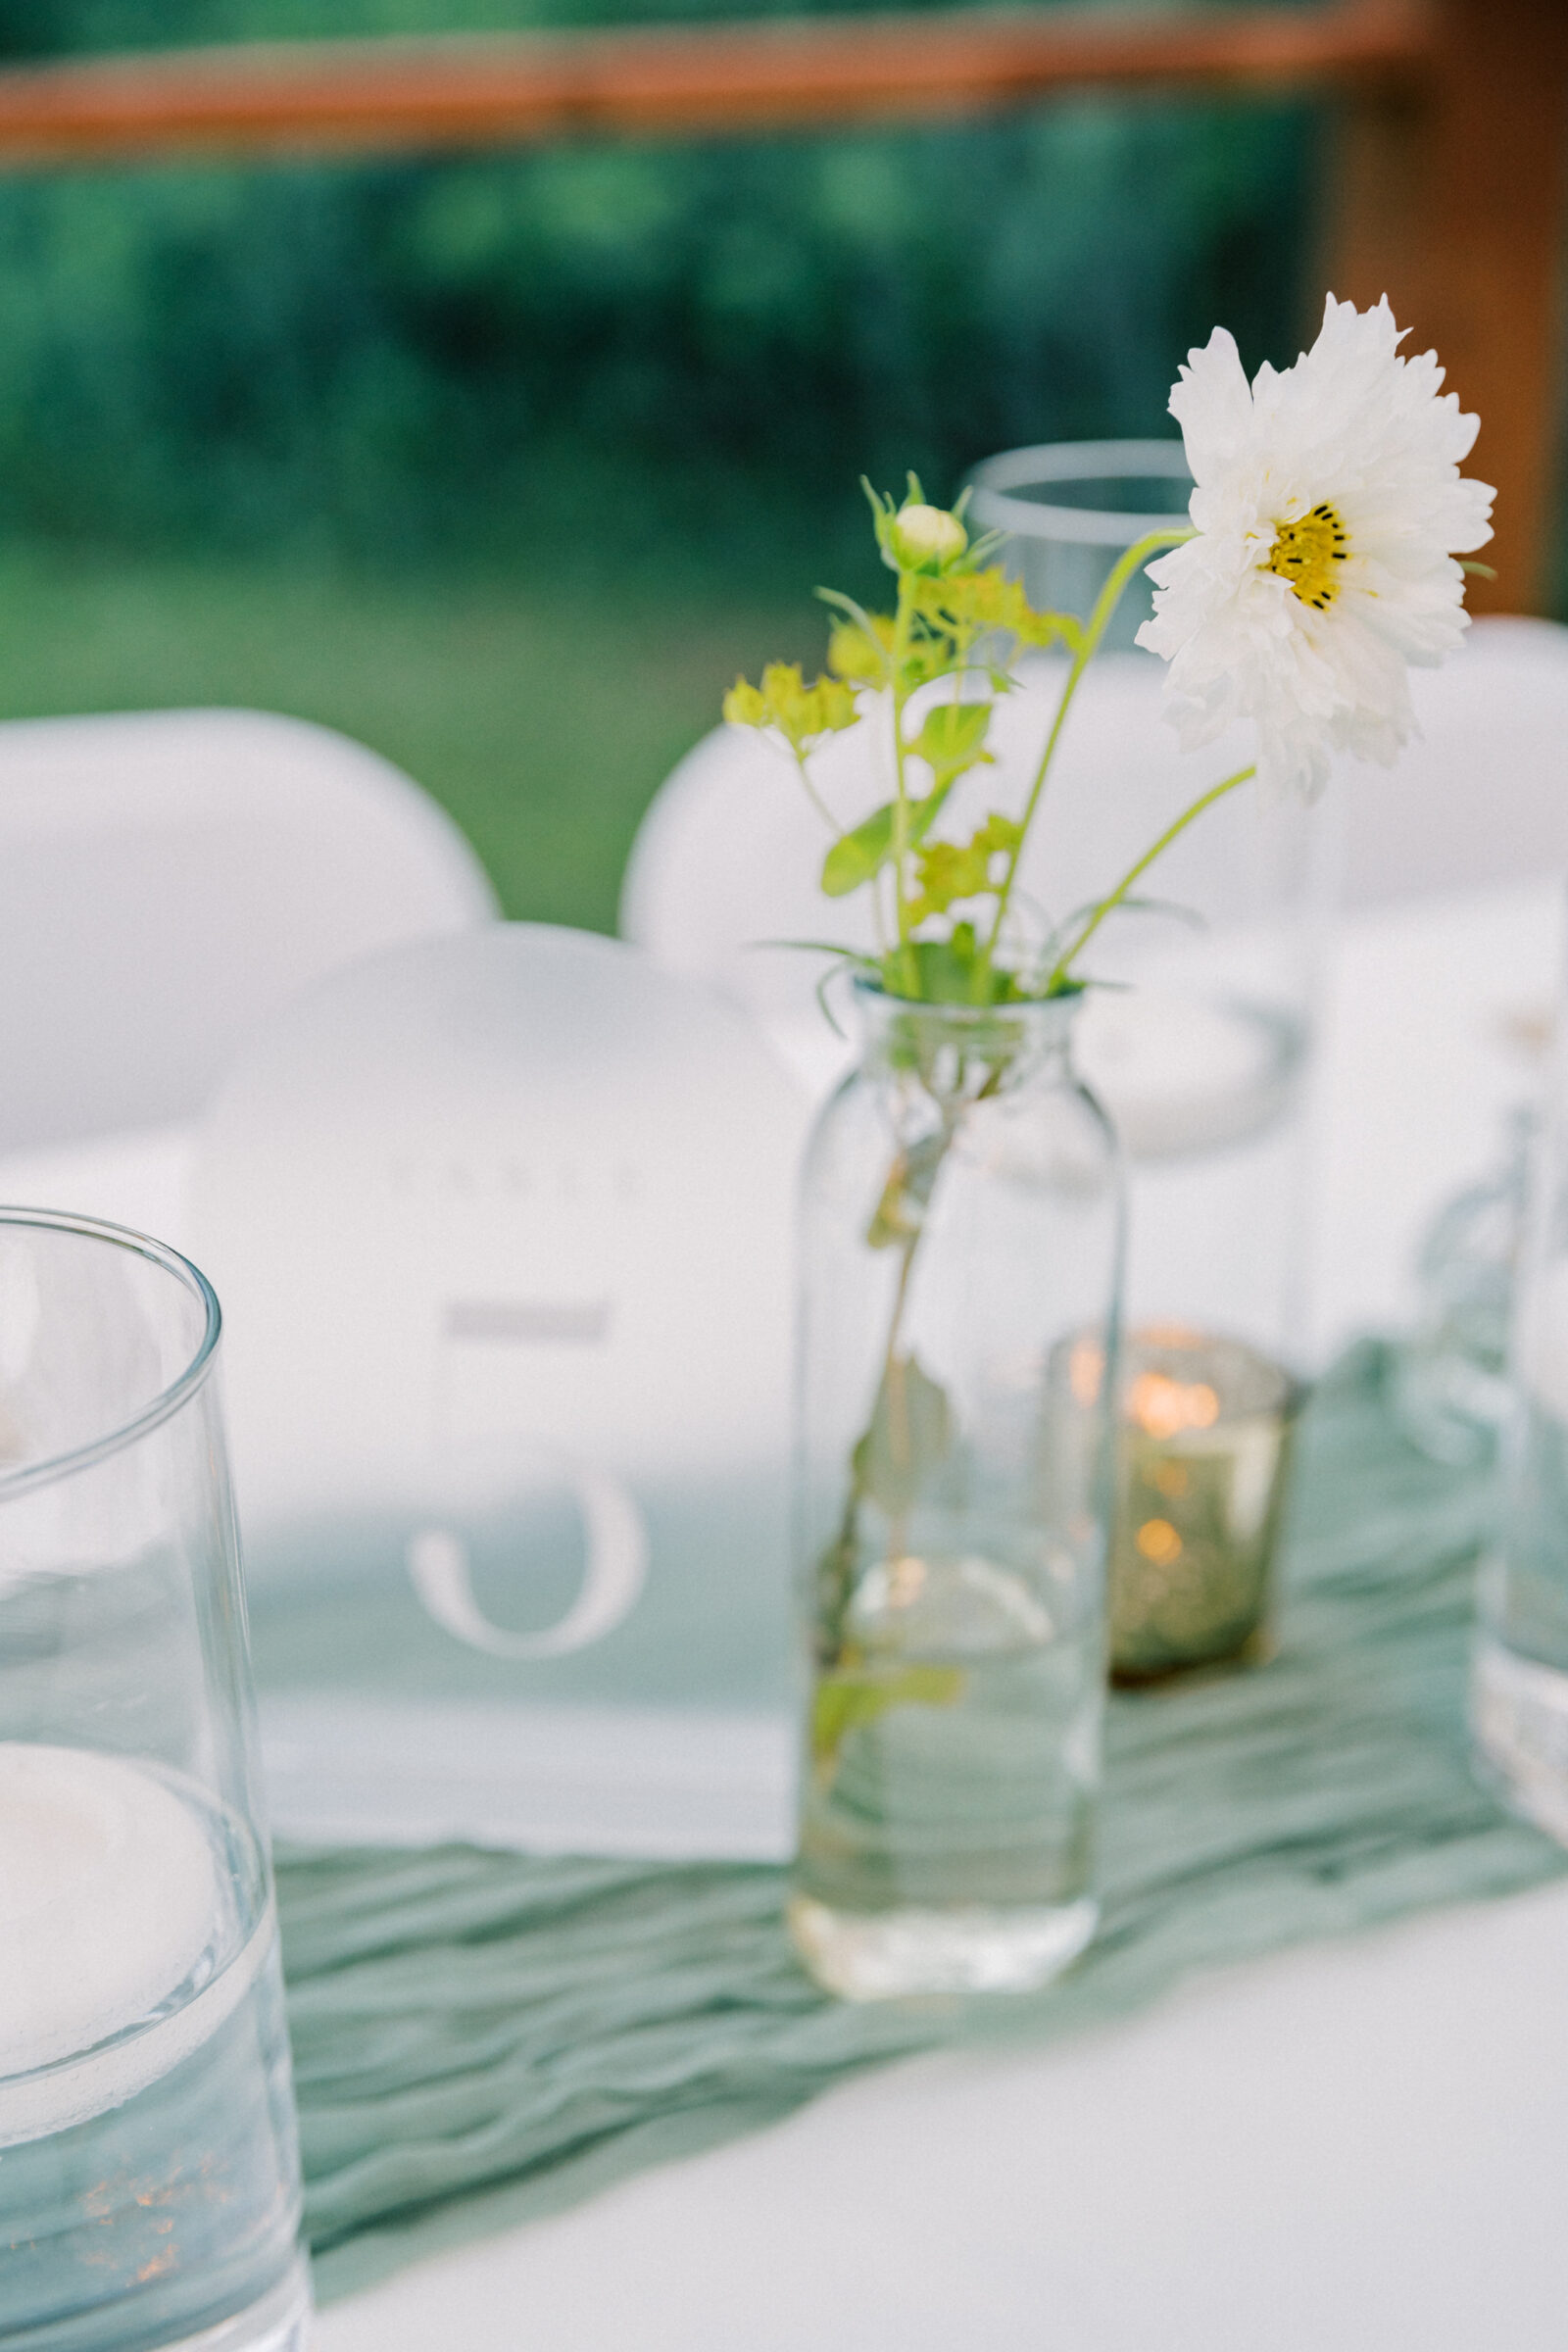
[191,926,811,1859]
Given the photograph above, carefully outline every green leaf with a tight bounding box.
[972,811,1022,855]
[864,1133,948,1247]
[911,700,991,783]
[852,1353,952,1514]
[906,773,956,849]
[810,1663,966,1767]
[814,584,881,634]
[821,802,894,897]
[908,932,979,1004]
[911,837,988,916]
[877,928,1016,1005]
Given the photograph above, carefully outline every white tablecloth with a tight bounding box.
[3,879,1564,2350]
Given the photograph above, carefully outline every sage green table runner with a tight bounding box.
[276,1343,1568,2305]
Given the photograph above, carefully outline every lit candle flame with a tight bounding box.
[1126,1372,1221,1441]
[1135,1518,1183,1567]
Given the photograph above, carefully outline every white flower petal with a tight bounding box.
[1142,293,1494,797]
[1167,327,1256,487]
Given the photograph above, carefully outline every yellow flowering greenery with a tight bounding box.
[724,475,1185,1006]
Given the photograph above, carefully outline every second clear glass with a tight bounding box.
[969,437,1331,1680]
[1474,922,1568,1844]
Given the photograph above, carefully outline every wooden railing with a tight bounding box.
[0,0,1558,609]
[0,4,1427,155]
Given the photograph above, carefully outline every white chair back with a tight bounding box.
[0,708,498,1150]
[1339,618,1568,901]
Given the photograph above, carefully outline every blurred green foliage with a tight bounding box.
[0,0,1327,44]
[0,0,1325,919]
[0,541,815,925]
[0,1,1315,577]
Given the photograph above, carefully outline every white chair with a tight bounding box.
[0,707,498,1151]
[621,616,1568,1036]
[1335,617,1568,902]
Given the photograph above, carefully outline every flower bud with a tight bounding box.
[889,502,967,571]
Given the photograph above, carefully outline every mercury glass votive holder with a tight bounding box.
[1109,1327,1299,1686]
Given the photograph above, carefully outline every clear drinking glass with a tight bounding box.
[789,989,1121,1999]
[1396,1108,1534,1469]
[0,1212,310,2352]
[1474,958,1568,1842]
[966,439,1331,1678]
[965,437,1194,651]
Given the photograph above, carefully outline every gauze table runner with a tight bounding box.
[276,1343,1567,2304]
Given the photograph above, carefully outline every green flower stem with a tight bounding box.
[1044,762,1257,993]
[888,570,920,995]
[975,524,1192,1001]
[870,863,892,958]
[819,1048,1009,1668]
[791,748,842,836]
[815,1153,926,1672]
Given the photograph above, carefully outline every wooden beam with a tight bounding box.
[1326,0,1568,613]
[0,3,1432,165]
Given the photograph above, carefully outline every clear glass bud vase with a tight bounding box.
[789,985,1122,1998]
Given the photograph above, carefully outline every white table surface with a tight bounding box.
[4,878,1565,2350]
[317,1881,1568,2352]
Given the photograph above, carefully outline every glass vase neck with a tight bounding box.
[852,980,1079,1081]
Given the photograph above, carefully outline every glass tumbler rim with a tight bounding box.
[0,1206,221,1498]
[965,436,1193,548]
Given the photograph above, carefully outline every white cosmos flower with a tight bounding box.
[1136,292,1494,797]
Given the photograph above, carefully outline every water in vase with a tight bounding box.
[791,1549,1102,1997]
[0,1744,309,2352]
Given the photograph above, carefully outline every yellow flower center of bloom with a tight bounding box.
[1266,502,1348,610]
